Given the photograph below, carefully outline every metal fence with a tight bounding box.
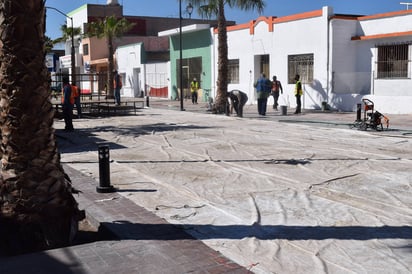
[50,72,108,98]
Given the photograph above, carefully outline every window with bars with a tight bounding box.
[228,59,239,84]
[376,44,409,79]
[288,54,314,84]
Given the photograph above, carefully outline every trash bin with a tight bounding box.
[280,105,287,115]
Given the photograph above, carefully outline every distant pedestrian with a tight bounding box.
[61,77,74,131]
[294,74,303,114]
[271,75,283,110]
[72,82,82,118]
[190,78,199,104]
[227,90,248,117]
[254,73,271,116]
[113,70,122,105]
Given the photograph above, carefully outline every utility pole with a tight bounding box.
[46,6,76,84]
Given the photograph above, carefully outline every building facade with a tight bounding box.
[210,6,412,114]
[61,3,221,98]
[159,24,214,101]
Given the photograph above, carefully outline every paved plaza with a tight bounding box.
[1,99,411,273]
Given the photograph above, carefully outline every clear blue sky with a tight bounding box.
[45,0,407,40]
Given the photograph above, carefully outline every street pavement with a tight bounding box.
[1,98,411,274]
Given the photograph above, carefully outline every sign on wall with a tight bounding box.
[59,55,72,69]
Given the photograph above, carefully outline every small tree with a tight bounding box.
[189,0,265,113]
[86,15,134,98]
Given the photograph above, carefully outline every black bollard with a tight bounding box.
[146,96,150,107]
[356,103,362,121]
[96,145,115,193]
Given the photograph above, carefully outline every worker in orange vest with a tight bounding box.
[71,83,81,118]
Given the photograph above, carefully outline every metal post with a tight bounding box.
[179,0,185,111]
[96,145,115,193]
[70,17,76,85]
[356,103,362,121]
[45,6,76,85]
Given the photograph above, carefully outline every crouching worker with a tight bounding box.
[227,90,248,117]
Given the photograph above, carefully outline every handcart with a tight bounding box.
[351,99,389,131]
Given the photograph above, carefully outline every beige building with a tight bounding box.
[63,2,219,95]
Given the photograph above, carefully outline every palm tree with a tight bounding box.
[45,36,55,53]
[0,1,83,255]
[188,0,265,113]
[86,15,134,98]
[53,24,82,45]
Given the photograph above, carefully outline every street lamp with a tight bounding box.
[46,6,76,85]
[187,3,193,19]
[179,2,193,111]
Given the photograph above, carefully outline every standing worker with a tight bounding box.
[271,75,283,110]
[113,70,122,106]
[72,82,81,118]
[227,90,248,117]
[190,78,199,104]
[294,74,303,114]
[254,73,271,116]
[61,77,74,131]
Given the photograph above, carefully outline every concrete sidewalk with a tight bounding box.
[1,99,411,273]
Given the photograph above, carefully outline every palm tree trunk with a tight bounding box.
[0,0,82,256]
[107,36,115,98]
[215,0,229,113]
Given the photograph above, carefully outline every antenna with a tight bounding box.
[400,2,412,9]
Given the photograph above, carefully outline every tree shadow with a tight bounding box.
[101,221,412,241]
[56,123,214,154]
[114,188,157,193]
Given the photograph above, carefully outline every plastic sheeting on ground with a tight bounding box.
[57,108,412,274]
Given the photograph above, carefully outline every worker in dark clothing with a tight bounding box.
[227,90,248,117]
[61,77,74,131]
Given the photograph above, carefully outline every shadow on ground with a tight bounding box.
[102,221,412,241]
[55,123,216,154]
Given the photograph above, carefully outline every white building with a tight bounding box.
[212,6,412,114]
[115,42,170,98]
[115,43,145,98]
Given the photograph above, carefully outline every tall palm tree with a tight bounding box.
[53,24,82,45]
[0,0,82,255]
[86,15,134,98]
[188,0,265,113]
